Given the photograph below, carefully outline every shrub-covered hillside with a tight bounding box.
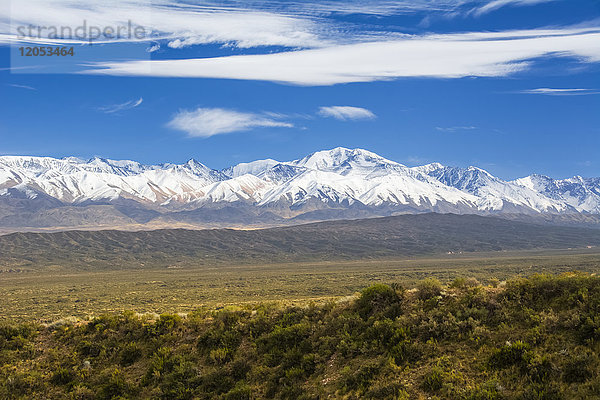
[2,273,600,399]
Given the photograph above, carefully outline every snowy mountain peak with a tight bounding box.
[289,147,402,174]
[513,174,600,213]
[424,165,496,191]
[83,157,147,175]
[182,159,213,172]
[62,156,87,164]
[415,162,445,173]
[185,158,203,167]
[223,159,280,178]
[513,174,554,190]
[158,159,223,180]
[1,149,599,225]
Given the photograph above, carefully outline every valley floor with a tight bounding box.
[1,249,599,322]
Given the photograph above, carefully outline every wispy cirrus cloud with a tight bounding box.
[97,97,143,114]
[236,0,468,16]
[6,84,36,90]
[0,0,571,50]
[3,1,594,87]
[517,88,600,95]
[471,0,556,16]
[167,107,294,138]
[436,126,477,132]
[1,0,331,49]
[83,27,600,85]
[318,106,376,121]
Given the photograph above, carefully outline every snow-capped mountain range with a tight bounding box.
[1,148,599,230]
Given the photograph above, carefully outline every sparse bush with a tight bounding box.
[422,366,444,392]
[451,277,481,290]
[417,278,443,300]
[50,367,75,386]
[365,381,409,399]
[519,382,563,400]
[389,340,422,365]
[578,314,600,342]
[223,382,252,400]
[98,368,130,400]
[209,347,232,365]
[77,339,105,358]
[489,341,531,369]
[526,355,555,383]
[0,324,36,351]
[563,348,596,383]
[153,313,182,335]
[2,274,600,399]
[341,360,382,392]
[69,385,95,400]
[356,284,400,318]
[466,380,503,400]
[119,342,142,366]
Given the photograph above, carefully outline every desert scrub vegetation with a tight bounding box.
[1,273,600,399]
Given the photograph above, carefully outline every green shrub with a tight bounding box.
[466,380,503,400]
[224,382,253,400]
[366,318,408,348]
[342,361,381,392]
[417,278,443,300]
[519,382,563,400]
[365,381,409,399]
[50,367,75,386]
[422,366,444,392]
[579,314,600,342]
[197,326,242,353]
[69,384,95,400]
[158,360,201,399]
[504,273,600,312]
[257,322,310,355]
[209,347,232,365]
[119,342,142,366]
[563,349,596,383]
[0,324,36,351]
[389,340,422,365]
[526,355,555,383]
[77,340,104,358]
[451,277,481,290]
[153,313,182,335]
[98,368,131,400]
[489,341,531,369]
[356,284,401,319]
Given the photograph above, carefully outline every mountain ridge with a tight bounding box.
[1,147,599,230]
[2,213,600,271]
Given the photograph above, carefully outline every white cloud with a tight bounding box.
[147,43,161,53]
[517,88,600,95]
[98,97,143,114]
[83,28,600,86]
[167,108,294,138]
[0,0,571,50]
[436,126,477,132]
[6,84,36,90]
[1,0,331,49]
[318,106,376,120]
[341,0,560,17]
[244,0,467,16]
[471,0,556,16]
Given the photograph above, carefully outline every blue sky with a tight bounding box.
[0,0,599,180]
